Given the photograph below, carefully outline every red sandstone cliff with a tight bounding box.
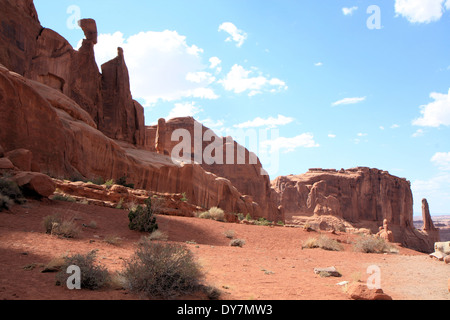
[144,117,282,222]
[272,168,439,252]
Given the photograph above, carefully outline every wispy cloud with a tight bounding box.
[218,22,248,47]
[332,96,366,107]
[219,64,287,97]
[342,6,358,16]
[261,133,320,153]
[234,115,294,129]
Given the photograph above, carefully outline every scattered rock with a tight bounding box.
[10,172,55,198]
[346,283,393,300]
[429,251,447,261]
[444,255,450,264]
[313,266,341,277]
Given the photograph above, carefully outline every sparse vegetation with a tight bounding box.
[128,197,159,233]
[145,230,169,242]
[181,192,188,202]
[116,176,134,189]
[42,214,81,238]
[104,179,115,188]
[236,213,245,221]
[52,194,76,202]
[0,177,26,211]
[56,250,110,290]
[197,207,225,222]
[224,230,235,239]
[121,239,203,299]
[245,213,252,221]
[230,239,246,247]
[301,235,343,251]
[353,235,398,254]
[255,218,271,226]
[103,235,123,246]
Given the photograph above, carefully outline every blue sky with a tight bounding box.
[34,0,450,215]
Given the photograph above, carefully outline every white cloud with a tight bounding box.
[186,72,216,84]
[93,30,218,106]
[412,152,450,213]
[342,6,358,15]
[328,134,337,138]
[314,62,323,67]
[395,0,448,23]
[379,126,385,130]
[234,115,295,129]
[431,152,450,170]
[261,133,320,153]
[219,64,287,96]
[218,22,248,47]
[167,101,203,120]
[412,129,424,137]
[391,124,400,129]
[209,57,222,73]
[357,133,368,137]
[332,96,366,106]
[412,89,450,127]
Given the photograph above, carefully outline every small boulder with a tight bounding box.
[314,266,342,277]
[5,149,33,172]
[444,256,450,264]
[346,283,392,300]
[0,158,15,170]
[11,172,55,198]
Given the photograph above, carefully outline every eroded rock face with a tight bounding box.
[100,48,145,145]
[145,117,281,222]
[272,168,437,252]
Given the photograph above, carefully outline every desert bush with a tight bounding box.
[255,218,271,226]
[104,235,122,246]
[198,207,225,222]
[245,213,252,221]
[302,235,343,251]
[52,194,76,202]
[145,230,169,242]
[203,285,222,300]
[181,192,188,202]
[42,214,63,234]
[0,195,14,211]
[43,214,80,238]
[121,240,203,299]
[230,239,246,247]
[104,179,115,188]
[353,235,398,254]
[52,220,81,239]
[128,197,159,233]
[90,177,105,186]
[116,176,134,189]
[224,230,235,239]
[0,178,25,205]
[56,250,110,290]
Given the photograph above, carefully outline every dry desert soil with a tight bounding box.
[0,199,449,301]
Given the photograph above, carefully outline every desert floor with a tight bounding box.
[0,199,448,301]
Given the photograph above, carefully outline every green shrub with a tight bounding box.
[302,235,343,251]
[56,250,110,290]
[104,179,115,188]
[181,192,188,202]
[90,177,105,186]
[128,197,159,233]
[255,218,271,226]
[353,235,398,254]
[121,240,203,299]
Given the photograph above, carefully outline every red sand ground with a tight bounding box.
[0,199,449,300]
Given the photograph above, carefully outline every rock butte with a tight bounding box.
[0,0,440,253]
